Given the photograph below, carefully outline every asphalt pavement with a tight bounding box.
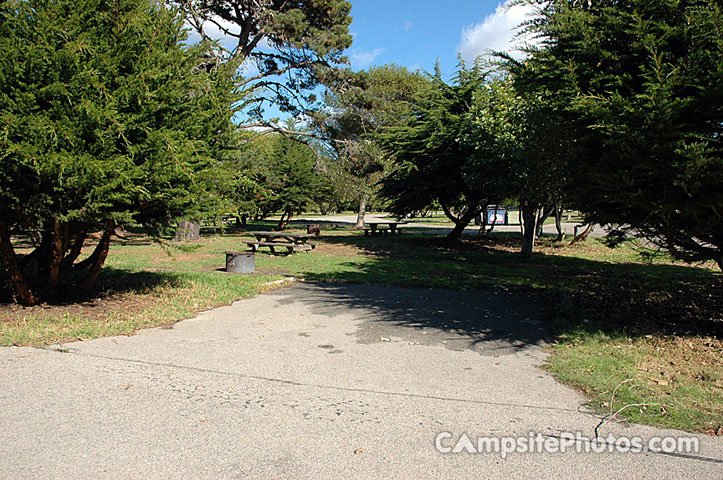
[278,213,609,237]
[0,282,720,478]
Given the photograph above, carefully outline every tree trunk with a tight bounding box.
[73,226,113,271]
[173,220,201,242]
[276,211,293,230]
[77,220,115,290]
[46,219,66,288]
[0,221,37,306]
[518,206,524,235]
[35,228,53,278]
[534,206,543,238]
[275,212,286,230]
[570,223,593,245]
[478,206,497,237]
[446,204,481,241]
[554,204,565,242]
[536,206,551,238]
[479,222,496,238]
[62,228,87,268]
[439,201,457,224]
[234,214,248,227]
[520,201,540,258]
[354,194,368,229]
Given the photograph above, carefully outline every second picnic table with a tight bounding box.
[244,231,317,253]
[363,221,408,236]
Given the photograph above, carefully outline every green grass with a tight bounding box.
[1,269,283,346]
[1,228,720,433]
[545,333,722,433]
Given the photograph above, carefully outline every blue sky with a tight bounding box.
[189,1,537,122]
[346,0,536,76]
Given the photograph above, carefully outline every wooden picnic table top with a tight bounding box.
[246,231,315,244]
[362,221,409,237]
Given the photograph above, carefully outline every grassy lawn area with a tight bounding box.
[1,225,720,434]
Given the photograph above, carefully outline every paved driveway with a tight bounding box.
[279,213,609,237]
[0,283,720,478]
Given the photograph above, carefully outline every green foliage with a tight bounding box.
[380,63,487,219]
[379,57,574,248]
[173,0,353,117]
[379,62,532,237]
[0,0,232,229]
[465,75,529,206]
[235,133,330,222]
[316,64,429,213]
[168,1,355,219]
[0,0,237,301]
[517,0,723,268]
[267,135,326,216]
[322,65,429,140]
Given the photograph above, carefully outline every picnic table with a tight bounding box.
[244,231,317,254]
[363,221,408,237]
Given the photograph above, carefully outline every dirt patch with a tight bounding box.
[637,336,723,390]
[314,239,363,256]
[254,266,294,276]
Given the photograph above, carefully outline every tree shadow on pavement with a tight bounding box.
[274,282,550,356]
[305,233,723,339]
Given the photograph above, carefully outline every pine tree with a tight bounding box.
[0,0,237,304]
[318,64,428,228]
[516,0,723,268]
[381,62,517,240]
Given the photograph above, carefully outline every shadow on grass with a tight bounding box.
[0,267,184,307]
[307,233,723,339]
[113,234,157,247]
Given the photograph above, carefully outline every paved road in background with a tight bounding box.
[277,213,609,237]
[1,283,720,478]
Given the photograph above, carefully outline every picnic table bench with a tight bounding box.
[244,231,317,254]
[363,221,408,236]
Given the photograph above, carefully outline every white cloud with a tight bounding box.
[350,48,384,68]
[457,1,539,62]
[185,16,241,53]
[240,58,260,78]
[402,20,413,31]
[184,18,269,78]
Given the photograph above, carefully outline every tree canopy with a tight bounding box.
[2,0,721,311]
[515,0,723,268]
[233,132,331,229]
[0,0,237,304]
[173,0,353,119]
[317,64,428,227]
[380,63,524,240]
